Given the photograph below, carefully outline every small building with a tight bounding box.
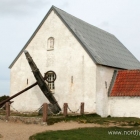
[9,6,140,117]
[109,70,140,117]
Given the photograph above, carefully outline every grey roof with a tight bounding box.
[9,6,140,69]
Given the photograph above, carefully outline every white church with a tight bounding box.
[9,6,140,117]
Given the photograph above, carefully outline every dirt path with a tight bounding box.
[0,120,99,140]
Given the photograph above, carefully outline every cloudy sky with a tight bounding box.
[0,0,140,96]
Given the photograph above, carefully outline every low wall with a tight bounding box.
[109,97,140,118]
[0,115,45,125]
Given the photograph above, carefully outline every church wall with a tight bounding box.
[108,97,140,118]
[10,10,96,113]
[96,65,140,118]
[96,65,115,117]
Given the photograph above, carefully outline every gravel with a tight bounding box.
[0,119,95,140]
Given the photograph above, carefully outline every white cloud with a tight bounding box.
[0,0,50,16]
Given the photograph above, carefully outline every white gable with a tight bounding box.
[10,10,96,112]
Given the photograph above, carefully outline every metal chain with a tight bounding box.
[0,106,5,110]
[67,105,80,114]
[10,105,21,113]
[0,106,5,113]
[48,106,62,116]
[10,105,43,114]
[31,105,43,113]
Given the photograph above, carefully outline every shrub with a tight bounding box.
[0,95,9,102]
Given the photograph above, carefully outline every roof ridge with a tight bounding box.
[9,5,140,69]
[52,6,114,36]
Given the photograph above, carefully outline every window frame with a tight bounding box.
[47,37,54,51]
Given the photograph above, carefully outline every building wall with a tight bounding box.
[96,65,115,117]
[109,97,140,118]
[10,10,96,113]
[96,65,140,118]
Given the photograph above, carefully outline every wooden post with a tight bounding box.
[63,103,68,117]
[43,103,48,122]
[80,102,84,115]
[5,102,10,120]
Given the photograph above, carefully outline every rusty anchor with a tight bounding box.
[0,51,61,113]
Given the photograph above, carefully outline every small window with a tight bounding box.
[48,74,55,90]
[27,79,28,85]
[47,37,54,50]
[44,71,55,94]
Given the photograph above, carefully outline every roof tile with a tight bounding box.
[110,70,140,96]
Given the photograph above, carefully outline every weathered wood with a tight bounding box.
[63,103,68,117]
[5,102,10,120]
[80,102,84,115]
[24,50,61,113]
[0,50,61,113]
[0,82,37,108]
[43,103,48,122]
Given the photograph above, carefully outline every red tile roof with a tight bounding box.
[110,70,140,96]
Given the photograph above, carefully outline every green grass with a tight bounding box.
[47,114,140,126]
[29,127,140,140]
[1,113,140,126]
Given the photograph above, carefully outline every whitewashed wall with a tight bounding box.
[109,97,140,118]
[10,10,96,113]
[96,65,115,117]
[96,65,140,118]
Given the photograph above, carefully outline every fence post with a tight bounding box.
[5,102,10,120]
[63,103,68,117]
[43,103,48,122]
[80,102,84,115]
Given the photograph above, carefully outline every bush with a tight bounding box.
[0,95,9,102]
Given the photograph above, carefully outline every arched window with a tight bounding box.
[44,71,56,94]
[47,37,54,50]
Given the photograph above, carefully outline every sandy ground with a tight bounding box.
[0,119,98,140]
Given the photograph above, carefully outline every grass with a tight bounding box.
[1,112,140,126]
[0,110,42,117]
[46,114,140,126]
[29,127,140,140]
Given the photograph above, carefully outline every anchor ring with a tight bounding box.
[44,70,56,83]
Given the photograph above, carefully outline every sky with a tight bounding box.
[0,0,140,96]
